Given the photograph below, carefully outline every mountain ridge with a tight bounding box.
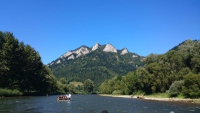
[48,43,143,65]
[48,43,145,89]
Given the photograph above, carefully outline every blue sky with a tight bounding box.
[1,0,200,64]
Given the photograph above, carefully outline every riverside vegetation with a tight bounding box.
[98,39,200,99]
[1,31,200,99]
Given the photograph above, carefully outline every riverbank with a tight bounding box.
[99,94,200,104]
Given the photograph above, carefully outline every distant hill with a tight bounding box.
[48,43,145,89]
[170,39,199,51]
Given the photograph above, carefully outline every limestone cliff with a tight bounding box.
[121,48,129,55]
[103,44,117,53]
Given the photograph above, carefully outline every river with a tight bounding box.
[0,95,200,113]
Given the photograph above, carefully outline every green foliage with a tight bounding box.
[112,90,123,95]
[99,74,133,95]
[56,81,66,94]
[168,80,184,97]
[133,90,146,95]
[83,79,94,94]
[0,31,60,95]
[0,88,22,97]
[98,79,114,94]
[145,93,170,98]
[136,67,152,93]
[124,72,138,94]
[182,73,200,98]
[191,57,200,73]
[59,77,67,84]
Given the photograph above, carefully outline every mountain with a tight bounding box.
[48,43,145,89]
[170,39,199,51]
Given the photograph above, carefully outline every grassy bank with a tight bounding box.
[0,88,22,97]
[145,93,200,103]
[145,93,179,98]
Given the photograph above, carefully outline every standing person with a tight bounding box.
[68,94,71,100]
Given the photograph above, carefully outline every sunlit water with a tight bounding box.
[0,95,200,113]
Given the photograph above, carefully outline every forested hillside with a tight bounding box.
[99,39,200,98]
[48,44,144,90]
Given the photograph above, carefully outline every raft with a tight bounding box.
[57,95,71,101]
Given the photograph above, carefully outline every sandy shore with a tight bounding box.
[99,94,200,104]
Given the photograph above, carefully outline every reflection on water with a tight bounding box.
[0,95,200,113]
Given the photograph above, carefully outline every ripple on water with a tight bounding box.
[189,109,195,112]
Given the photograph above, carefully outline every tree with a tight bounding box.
[182,73,200,98]
[83,79,94,94]
[98,80,112,94]
[165,50,184,81]
[59,77,67,84]
[124,72,137,94]
[0,32,19,89]
[191,57,200,73]
[40,66,58,94]
[168,80,184,97]
[136,67,153,93]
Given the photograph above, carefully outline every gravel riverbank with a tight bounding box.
[99,94,200,104]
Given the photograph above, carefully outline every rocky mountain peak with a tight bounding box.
[61,51,73,58]
[103,43,117,53]
[68,54,75,60]
[121,48,129,55]
[73,46,90,55]
[92,43,100,51]
[132,54,138,58]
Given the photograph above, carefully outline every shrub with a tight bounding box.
[112,90,123,95]
[168,80,184,97]
[0,88,22,97]
[182,73,200,98]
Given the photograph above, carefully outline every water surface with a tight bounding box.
[0,95,200,113]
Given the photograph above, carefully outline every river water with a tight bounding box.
[0,95,200,113]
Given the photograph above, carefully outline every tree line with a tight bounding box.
[0,31,60,96]
[98,40,200,98]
